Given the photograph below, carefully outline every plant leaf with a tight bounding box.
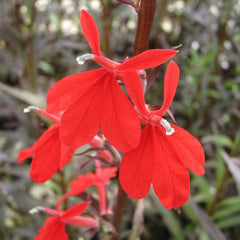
[188,197,227,240]
[0,82,45,107]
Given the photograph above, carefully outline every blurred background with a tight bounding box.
[0,0,240,239]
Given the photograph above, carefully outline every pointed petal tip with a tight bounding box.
[17,149,31,164]
[80,9,88,15]
[80,9,101,56]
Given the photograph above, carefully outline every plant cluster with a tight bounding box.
[18,9,204,239]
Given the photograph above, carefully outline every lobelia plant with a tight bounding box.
[18,4,205,240]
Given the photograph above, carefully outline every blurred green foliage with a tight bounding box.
[0,0,240,239]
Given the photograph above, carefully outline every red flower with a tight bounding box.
[119,61,205,209]
[18,107,113,183]
[32,202,98,240]
[57,163,117,215]
[46,10,177,152]
[18,107,74,183]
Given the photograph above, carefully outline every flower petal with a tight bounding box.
[17,125,58,164]
[116,49,177,71]
[62,202,91,219]
[29,125,62,183]
[95,167,117,185]
[122,71,149,116]
[18,145,36,164]
[35,217,68,240]
[119,125,155,198]
[46,69,106,115]
[152,61,180,116]
[168,124,205,175]
[56,174,94,210]
[80,10,101,56]
[60,144,74,169]
[152,126,190,209]
[101,75,141,152]
[60,76,106,149]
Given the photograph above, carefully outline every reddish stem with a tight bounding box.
[133,0,156,56]
[112,1,156,238]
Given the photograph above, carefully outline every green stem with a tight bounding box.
[207,169,230,216]
[59,170,68,210]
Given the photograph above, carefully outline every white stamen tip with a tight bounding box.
[29,206,44,215]
[161,119,175,135]
[23,108,30,113]
[76,53,94,65]
[23,106,38,113]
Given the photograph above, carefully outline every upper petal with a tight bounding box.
[18,125,59,164]
[60,143,74,169]
[119,125,155,198]
[35,216,68,240]
[60,75,106,149]
[80,10,101,56]
[95,167,117,185]
[56,174,95,210]
[151,61,180,116]
[167,124,205,175]
[101,75,141,152]
[29,126,62,183]
[122,71,149,116]
[116,49,177,72]
[62,202,91,219]
[46,69,106,115]
[152,126,190,209]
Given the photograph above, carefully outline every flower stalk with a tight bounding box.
[133,0,156,56]
[113,1,156,238]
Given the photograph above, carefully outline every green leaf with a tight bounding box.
[221,150,240,194]
[38,61,54,75]
[188,197,227,240]
[0,82,46,108]
[212,203,240,221]
[217,215,240,229]
[215,196,240,209]
[202,135,233,148]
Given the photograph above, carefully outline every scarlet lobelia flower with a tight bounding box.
[30,202,98,240]
[56,162,117,215]
[18,107,112,183]
[46,10,177,152]
[119,61,205,209]
[18,106,74,183]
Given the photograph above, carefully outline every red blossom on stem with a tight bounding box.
[119,61,205,209]
[46,10,177,152]
[57,162,117,215]
[18,107,112,183]
[18,107,74,183]
[31,202,98,240]
[17,5,207,239]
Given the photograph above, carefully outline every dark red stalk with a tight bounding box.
[133,0,156,56]
[112,0,156,239]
